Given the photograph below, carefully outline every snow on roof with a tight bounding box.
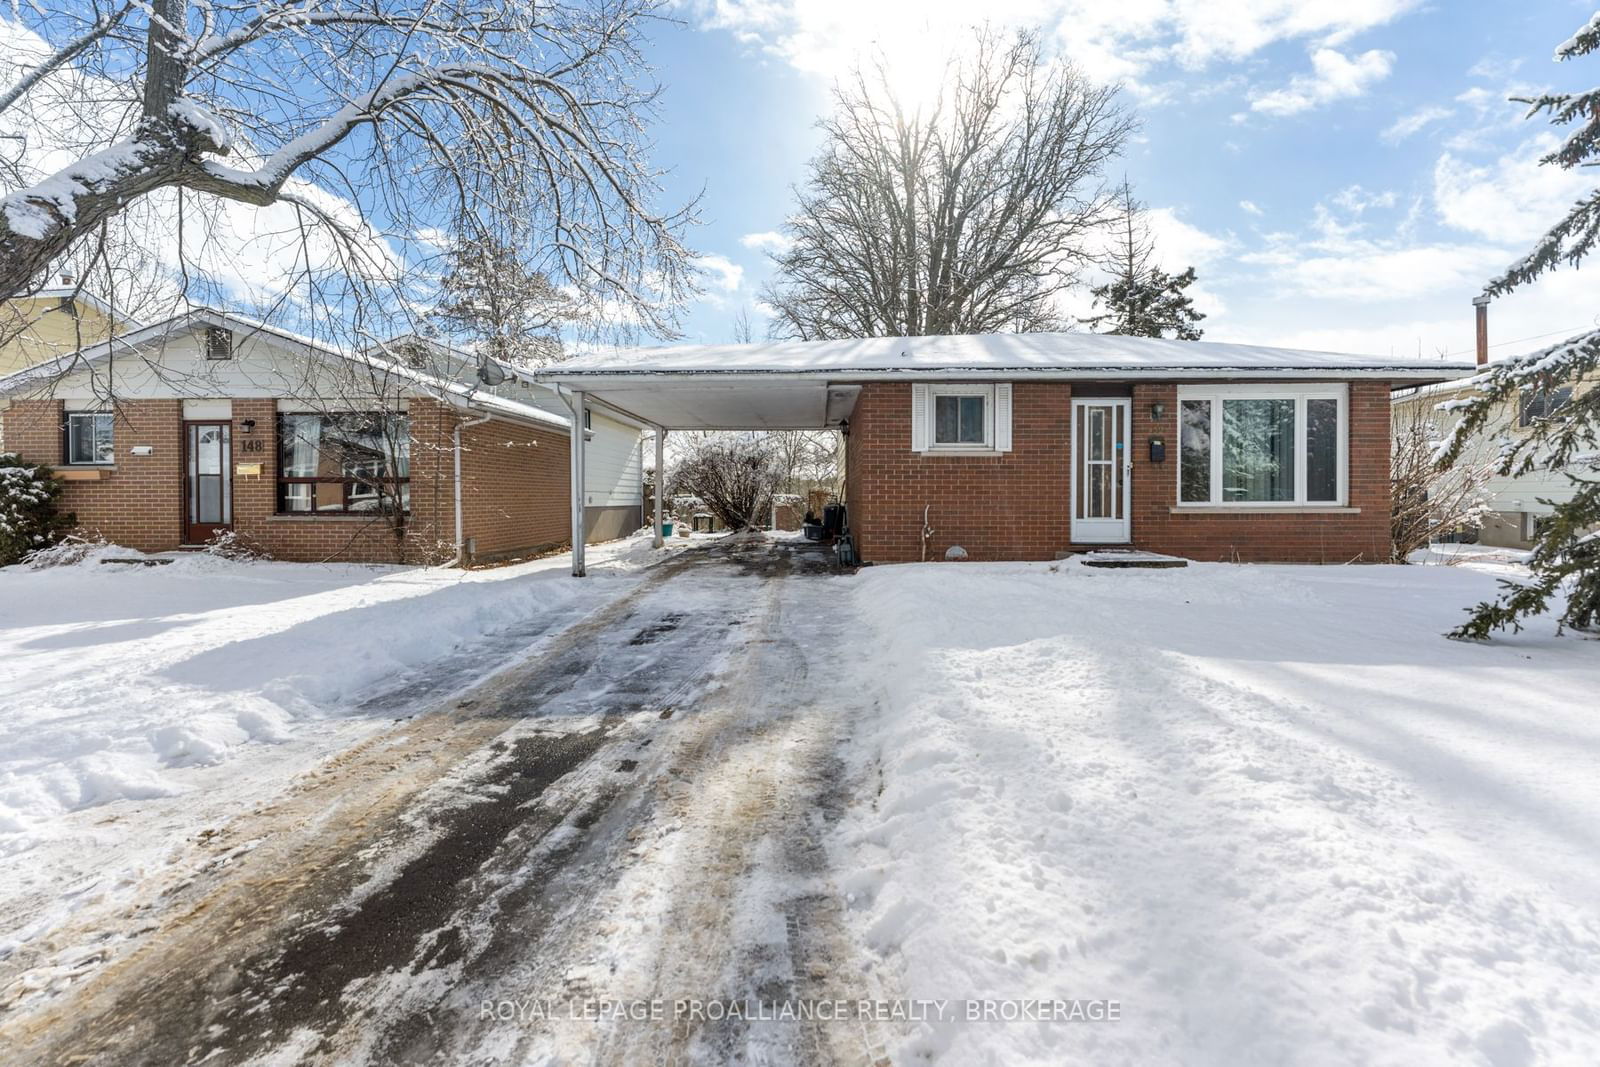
[9,285,140,325]
[0,307,570,431]
[542,332,1477,381]
[1392,371,1494,402]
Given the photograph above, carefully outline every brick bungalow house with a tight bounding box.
[539,332,1476,569]
[0,308,644,564]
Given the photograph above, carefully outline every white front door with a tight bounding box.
[1071,398,1131,544]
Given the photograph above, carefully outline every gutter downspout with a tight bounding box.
[454,411,492,568]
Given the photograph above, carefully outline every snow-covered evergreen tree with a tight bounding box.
[1436,11,1600,638]
[0,453,73,566]
[431,237,573,368]
[1080,182,1205,340]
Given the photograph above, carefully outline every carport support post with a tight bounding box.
[652,426,666,549]
[569,390,587,577]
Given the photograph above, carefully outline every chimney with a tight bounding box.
[1472,294,1490,367]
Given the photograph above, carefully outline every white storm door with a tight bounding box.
[1071,398,1131,544]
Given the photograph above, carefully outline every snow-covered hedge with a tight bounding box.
[0,453,73,566]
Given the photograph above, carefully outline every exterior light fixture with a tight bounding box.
[240,418,256,433]
[1150,402,1166,420]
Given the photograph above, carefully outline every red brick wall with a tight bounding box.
[6,398,185,552]
[846,379,1394,564]
[4,396,575,565]
[1127,382,1393,563]
[455,408,570,561]
[846,381,1073,562]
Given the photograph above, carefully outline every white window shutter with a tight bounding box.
[911,383,930,452]
[995,383,1013,452]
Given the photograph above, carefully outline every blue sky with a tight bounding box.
[646,1,1598,363]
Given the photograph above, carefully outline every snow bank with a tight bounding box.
[832,559,1600,1065]
[0,534,669,853]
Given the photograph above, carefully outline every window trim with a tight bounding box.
[275,411,412,516]
[62,410,115,466]
[1518,385,1573,428]
[1174,383,1349,508]
[927,383,995,451]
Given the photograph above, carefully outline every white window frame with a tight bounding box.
[1175,383,1348,508]
[65,411,115,465]
[928,384,994,450]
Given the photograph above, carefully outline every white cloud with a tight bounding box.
[1330,185,1397,215]
[1146,207,1230,269]
[1243,240,1504,301]
[740,230,794,253]
[697,253,745,294]
[1249,47,1395,117]
[684,1,1423,94]
[1239,199,1264,216]
[1381,105,1453,144]
[1433,134,1594,246]
[1221,269,1599,362]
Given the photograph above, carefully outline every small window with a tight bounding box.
[913,382,1009,453]
[934,394,986,446]
[65,412,114,464]
[1519,386,1572,427]
[205,326,234,360]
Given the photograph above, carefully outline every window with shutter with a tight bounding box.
[911,383,1012,454]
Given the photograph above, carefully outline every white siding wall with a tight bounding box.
[43,329,399,405]
[583,411,643,508]
[1394,375,1596,517]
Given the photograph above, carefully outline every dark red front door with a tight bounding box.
[183,421,233,543]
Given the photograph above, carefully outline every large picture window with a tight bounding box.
[65,411,115,464]
[277,412,411,515]
[1176,385,1347,506]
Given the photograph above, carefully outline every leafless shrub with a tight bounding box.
[671,435,784,531]
[1392,402,1494,561]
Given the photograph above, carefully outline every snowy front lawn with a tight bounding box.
[0,534,677,955]
[833,558,1600,1066]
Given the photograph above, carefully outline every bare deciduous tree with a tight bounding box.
[430,235,574,368]
[0,0,695,338]
[762,28,1132,340]
[1391,401,1494,561]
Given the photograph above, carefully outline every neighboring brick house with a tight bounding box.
[540,332,1476,566]
[0,308,644,564]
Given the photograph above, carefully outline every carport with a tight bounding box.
[537,358,860,576]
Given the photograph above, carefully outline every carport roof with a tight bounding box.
[536,331,1476,430]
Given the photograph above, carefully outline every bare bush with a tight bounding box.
[671,436,784,531]
[1392,402,1494,561]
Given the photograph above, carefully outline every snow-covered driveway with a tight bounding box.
[0,534,880,1065]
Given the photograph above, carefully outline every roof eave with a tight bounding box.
[537,364,1479,386]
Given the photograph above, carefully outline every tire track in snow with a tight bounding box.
[0,544,722,1065]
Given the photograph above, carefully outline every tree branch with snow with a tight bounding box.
[1436,10,1600,638]
[0,0,695,338]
